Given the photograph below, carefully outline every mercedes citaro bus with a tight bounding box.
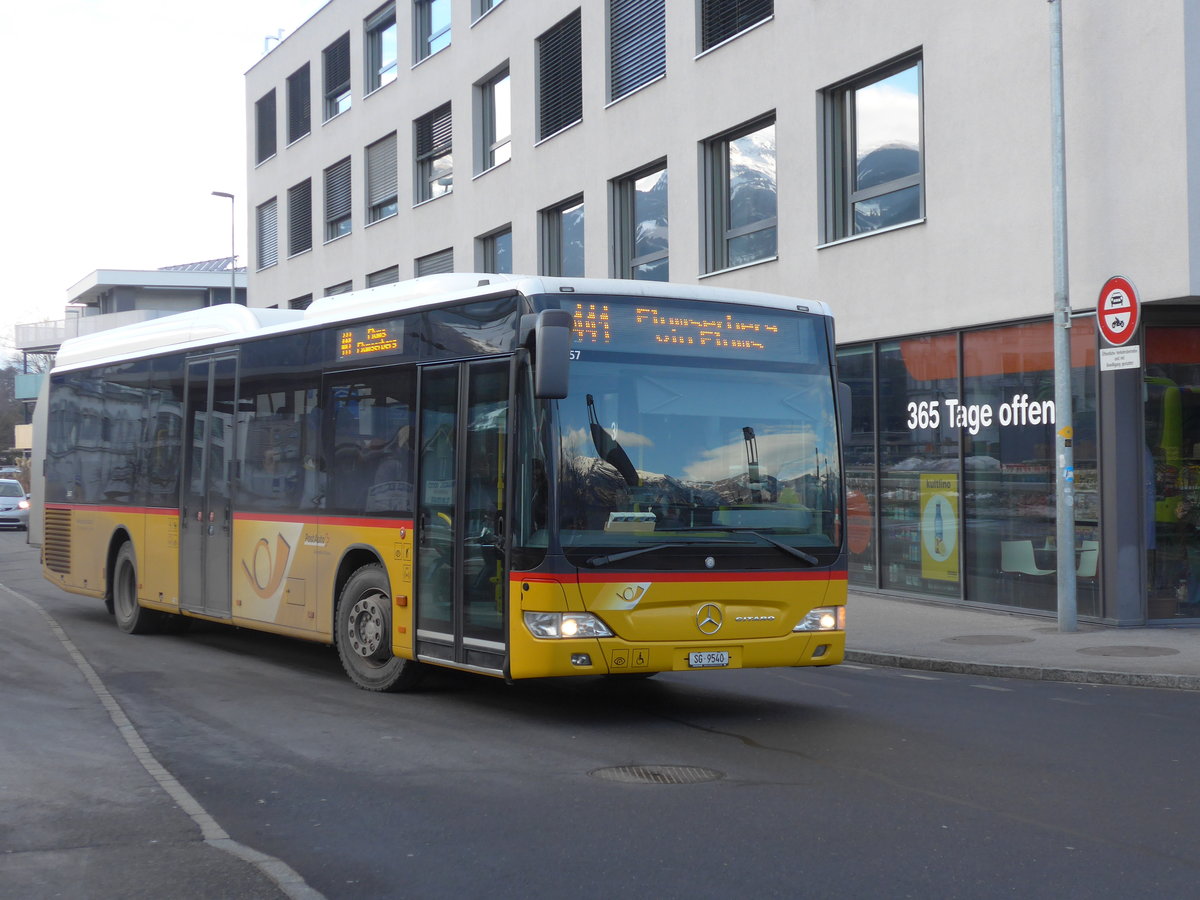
[34,274,847,690]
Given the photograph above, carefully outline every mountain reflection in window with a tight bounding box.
[852,63,921,234]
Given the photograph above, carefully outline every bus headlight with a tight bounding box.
[524,611,614,639]
[793,606,845,632]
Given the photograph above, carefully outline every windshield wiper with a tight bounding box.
[586,538,746,568]
[661,527,821,567]
[745,530,820,567]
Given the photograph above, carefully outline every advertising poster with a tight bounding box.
[920,473,959,582]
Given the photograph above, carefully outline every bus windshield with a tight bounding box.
[552,295,841,569]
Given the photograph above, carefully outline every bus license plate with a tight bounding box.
[688,651,730,668]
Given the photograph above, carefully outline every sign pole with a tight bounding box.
[1049,0,1077,631]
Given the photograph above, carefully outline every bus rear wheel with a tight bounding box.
[336,564,422,692]
[112,542,160,635]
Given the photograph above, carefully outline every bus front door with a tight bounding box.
[415,360,510,674]
[180,354,238,618]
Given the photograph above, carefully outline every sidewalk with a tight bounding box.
[845,590,1200,690]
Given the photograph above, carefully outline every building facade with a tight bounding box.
[245,0,1200,624]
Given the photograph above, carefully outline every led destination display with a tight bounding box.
[570,297,816,363]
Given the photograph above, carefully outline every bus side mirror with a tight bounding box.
[838,382,852,440]
[526,309,572,399]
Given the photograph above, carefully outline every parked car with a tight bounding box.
[0,479,30,530]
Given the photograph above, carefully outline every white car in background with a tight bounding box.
[0,479,30,530]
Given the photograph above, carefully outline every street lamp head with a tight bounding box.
[212,191,234,200]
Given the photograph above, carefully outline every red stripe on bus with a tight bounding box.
[512,570,847,584]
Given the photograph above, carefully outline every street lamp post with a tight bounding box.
[211,191,236,304]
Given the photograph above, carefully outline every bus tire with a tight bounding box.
[336,564,422,692]
[112,542,160,635]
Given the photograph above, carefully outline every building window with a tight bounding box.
[476,66,511,173]
[289,294,313,310]
[286,64,311,144]
[323,33,352,121]
[474,0,503,19]
[609,0,666,102]
[256,198,278,270]
[366,133,399,223]
[823,54,923,241]
[699,0,773,52]
[415,103,452,202]
[415,0,451,62]
[416,248,454,276]
[703,115,776,272]
[367,265,400,287]
[614,163,668,280]
[324,157,352,241]
[325,281,353,296]
[287,179,312,257]
[479,227,513,274]
[366,4,397,93]
[537,10,582,141]
[541,197,584,276]
[255,90,276,164]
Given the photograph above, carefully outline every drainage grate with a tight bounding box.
[590,765,724,785]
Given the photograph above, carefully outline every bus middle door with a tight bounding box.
[180,353,238,618]
[415,359,510,674]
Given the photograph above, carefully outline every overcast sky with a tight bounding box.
[0,0,328,358]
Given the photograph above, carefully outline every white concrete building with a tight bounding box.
[246,0,1200,623]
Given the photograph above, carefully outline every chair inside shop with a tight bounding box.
[1000,539,1056,576]
[1076,542,1099,579]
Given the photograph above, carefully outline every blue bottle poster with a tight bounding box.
[920,473,959,582]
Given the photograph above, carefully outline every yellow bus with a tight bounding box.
[34,275,847,690]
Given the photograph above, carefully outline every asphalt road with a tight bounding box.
[3,531,1198,898]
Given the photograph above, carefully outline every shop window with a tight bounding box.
[876,335,961,598]
[1145,325,1200,619]
[960,320,1099,616]
[822,54,922,242]
[837,345,878,587]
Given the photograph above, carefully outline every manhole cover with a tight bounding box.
[1077,645,1181,658]
[590,765,724,785]
[942,635,1035,645]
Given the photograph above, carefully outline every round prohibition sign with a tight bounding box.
[1096,275,1139,346]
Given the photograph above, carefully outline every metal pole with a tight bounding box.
[211,191,236,303]
[1049,0,1077,631]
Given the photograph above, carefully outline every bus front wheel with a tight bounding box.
[112,543,160,635]
[335,564,422,692]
